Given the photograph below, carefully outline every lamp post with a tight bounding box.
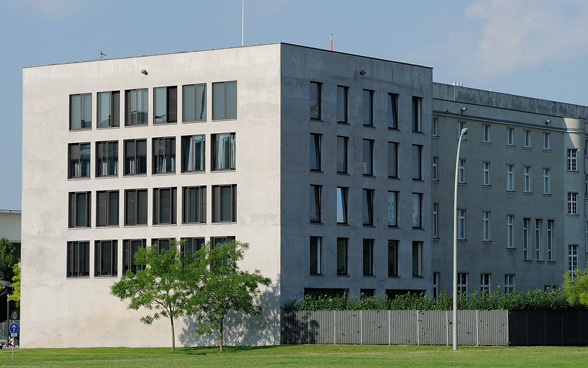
[453,127,468,351]
[0,280,11,341]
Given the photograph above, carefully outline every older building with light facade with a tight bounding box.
[22,43,433,348]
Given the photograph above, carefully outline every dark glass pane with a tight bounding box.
[196,84,206,121]
[337,86,347,122]
[213,82,225,120]
[310,82,320,119]
[183,85,195,122]
[109,191,118,226]
[154,87,167,123]
[220,186,232,222]
[225,81,237,119]
[337,239,347,275]
[362,90,372,126]
[70,95,81,130]
[337,137,347,173]
[137,190,147,225]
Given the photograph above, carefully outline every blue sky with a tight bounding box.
[1,0,587,210]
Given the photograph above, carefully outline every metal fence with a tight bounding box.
[508,310,588,346]
[281,310,508,346]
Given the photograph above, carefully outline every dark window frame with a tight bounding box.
[310,82,321,120]
[154,86,178,124]
[153,187,177,225]
[212,81,237,120]
[153,137,176,174]
[124,139,147,175]
[181,135,206,173]
[124,189,148,226]
[182,186,207,224]
[69,93,92,130]
[94,240,118,277]
[96,141,119,177]
[212,184,237,223]
[96,190,119,227]
[68,191,91,228]
[211,133,236,171]
[67,241,90,277]
[182,83,207,122]
[125,88,148,126]
[123,239,146,274]
[68,142,90,179]
[97,91,120,128]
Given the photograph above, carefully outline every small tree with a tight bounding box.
[8,260,20,304]
[563,268,588,306]
[191,240,271,352]
[0,237,18,282]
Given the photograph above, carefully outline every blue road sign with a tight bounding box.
[9,323,19,334]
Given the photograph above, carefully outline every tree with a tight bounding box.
[111,241,203,352]
[190,240,271,352]
[0,237,18,282]
[563,268,588,306]
[8,260,20,304]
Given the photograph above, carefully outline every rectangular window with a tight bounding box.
[412,193,422,229]
[507,215,514,248]
[543,132,550,150]
[543,168,551,194]
[433,203,439,238]
[504,274,515,293]
[458,159,466,183]
[152,238,172,253]
[212,184,237,223]
[363,239,374,276]
[432,118,439,137]
[568,192,578,214]
[506,164,514,191]
[181,135,205,173]
[212,81,237,120]
[96,141,118,177]
[310,185,321,223]
[363,189,374,226]
[569,244,578,275]
[412,145,422,180]
[457,209,466,239]
[482,162,490,186]
[523,218,530,260]
[310,133,321,171]
[124,139,147,175]
[432,156,439,181]
[457,273,468,294]
[68,142,90,178]
[547,220,554,261]
[482,124,490,143]
[337,86,348,123]
[182,186,206,224]
[535,219,542,260]
[337,187,348,224]
[70,93,92,130]
[412,97,422,132]
[211,133,236,171]
[68,192,91,228]
[506,127,514,145]
[363,139,374,175]
[123,239,146,274]
[94,240,118,277]
[363,89,373,126]
[337,136,348,173]
[457,121,466,139]
[388,142,398,178]
[96,190,119,227]
[310,237,322,275]
[388,93,398,129]
[388,240,398,276]
[483,211,491,241]
[433,273,440,300]
[182,237,205,261]
[412,241,422,277]
[310,82,321,120]
[124,189,147,226]
[567,149,578,171]
[153,187,177,225]
[98,91,120,128]
[388,191,398,227]
[154,86,177,124]
[523,166,531,193]
[523,130,531,147]
[125,88,148,126]
[481,274,491,293]
[182,83,207,122]
[211,236,235,248]
[67,241,90,277]
[153,137,176,174]
[337,238,348,276]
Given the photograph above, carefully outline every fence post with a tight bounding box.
[476,310,479,346]
[416,310,420,346]
[360,310,363,345]
[333,310,336,344]
[388,310,391,345]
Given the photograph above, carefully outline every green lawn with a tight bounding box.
[0,345,587,367]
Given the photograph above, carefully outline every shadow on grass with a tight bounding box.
[178,345,279,355]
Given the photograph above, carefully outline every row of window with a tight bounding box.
[445,121,553,149]
[310,82,424,131]
[68,185,236,228]
[68,134,235,178]
[70,81,237,130]
[309,237,423,278]
[66,236,235,278]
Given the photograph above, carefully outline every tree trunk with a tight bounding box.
[219,314,224,352]
[170,316,176,352]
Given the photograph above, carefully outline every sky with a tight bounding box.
[1,0,588,211]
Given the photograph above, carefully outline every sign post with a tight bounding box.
[9,323,18,359]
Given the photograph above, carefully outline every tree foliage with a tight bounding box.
[563,268,588,307]
[8,260,20,303]
[0,237,18,282]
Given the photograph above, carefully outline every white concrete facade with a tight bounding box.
[0,210,21,243]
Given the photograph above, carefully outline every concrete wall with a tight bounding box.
[0,211,21,243]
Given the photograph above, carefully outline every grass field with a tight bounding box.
[1,344,587,367]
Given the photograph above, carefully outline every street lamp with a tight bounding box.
[453,127,468,351]
[0,280,12,341]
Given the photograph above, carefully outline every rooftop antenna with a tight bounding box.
[100,51,107,60]
[241,0,244,46]
[330,34,333,51]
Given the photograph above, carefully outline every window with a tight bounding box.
[458,159,466,183]
[412,193,422,229]
[363,139,374,175]
[412,97,422,132]
[182,238,205,260]
[457,273,468,294]
[337,86,348,123]
[568,244,578,276]
[363,89,373,126]
[212,81,237,120]
[547,220,554,261]
[337,187,348,224]
[94,240,117,277]
[523,166,531,193]
[457,121,466,139]
[337,238,348,275]
[363,239,374,276]
[68,143,90,178]
[181,135,205,173]
[507,215,514,248]
[412,145,422,180]
[567,149,578,171]
[67,241,90,277]
[482,162,490,186]
[125,189,147,226]
[212,184,237,223]
[337,136,348,173]
[182,186,206,224]
[123,239,146,274]
[68,192,91,228]
[154,86,177,124]
[543,168,551,194]
[211,236,235,248]
[310,185,321,223]
[182,83,207,122]
[523,218,530,260]
[153,188,177,225]
[542,133,550,150]
[412,241,422,277]
[310,133,321,171]
[388,240,398,277]
[433,273,440,300]
[535,219,542,260]
[504,274,515,293]
[387,191,397,227]
[506,127,514,145]
[568,192,578,214]
[481,274,491,293]
[388,93,398,129]
[432,156,439,181]
[483,211,491,241]
[432,118,439,137]
[363,189,374,225]
[433,203,439,238]
[124,139,147,175]
[70,93,92,130]
[211,133,236,171]
[152,238,172,252]
[153,137,176,174]
[97,91,120,128]
[125,88,148,126]
[482,124,490,143]
[310,237,322,275]
[310,82,321,120]
[388,142,398,178]
[523,130,531,147]
[96,190,119,227]
[96,141,118,177]
[457,209,466,239]
[506,164,514,191]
